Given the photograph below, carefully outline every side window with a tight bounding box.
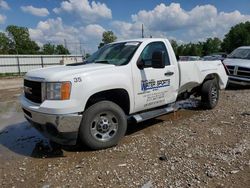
[139,42,170,67]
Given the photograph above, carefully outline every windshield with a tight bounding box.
[86,41,141,66]
[228,48,250,59]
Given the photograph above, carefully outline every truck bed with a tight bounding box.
[178,60,228,94]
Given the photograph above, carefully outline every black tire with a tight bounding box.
[201,79,219,109]
[79,101,127,150]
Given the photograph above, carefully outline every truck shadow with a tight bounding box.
[126,118,162,135]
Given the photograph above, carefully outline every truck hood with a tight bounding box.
[224,58,250,68]
[25,63,115,81]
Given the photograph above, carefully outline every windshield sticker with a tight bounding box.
[125,42,140,46]
[141,79,170,91]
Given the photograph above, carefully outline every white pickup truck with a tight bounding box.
[21,38,228,149]
[224,46,250,85]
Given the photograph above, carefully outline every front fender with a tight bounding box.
[74,66,134,113]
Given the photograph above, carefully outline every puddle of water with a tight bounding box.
[0,101,57,159]
[0,119,64,159]
[0,92,67,161]
[0,120,48,159]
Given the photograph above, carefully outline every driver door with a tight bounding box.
[132,41,177,112]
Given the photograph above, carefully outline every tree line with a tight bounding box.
[170,21,250,56]
[1,21,250,55]
[0,25,70,55]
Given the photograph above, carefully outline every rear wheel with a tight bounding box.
[201,79,219,109]
[79,101,127,150]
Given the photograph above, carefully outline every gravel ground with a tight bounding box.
[0,78,249,188]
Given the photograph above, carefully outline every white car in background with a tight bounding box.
[224,46,250,86]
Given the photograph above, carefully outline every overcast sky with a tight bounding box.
[0,0,250,53]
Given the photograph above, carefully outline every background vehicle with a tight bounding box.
[203,53,227,61]
[224,46,250,86]
[179,56,201,61]
[21,38,228,150]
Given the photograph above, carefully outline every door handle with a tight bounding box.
[165,71,174,76]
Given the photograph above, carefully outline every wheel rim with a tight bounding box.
[90,111,118,142]
[211,86,218,104]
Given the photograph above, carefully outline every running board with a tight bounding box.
[132,105,175,123]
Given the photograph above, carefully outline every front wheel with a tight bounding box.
[79,101,127,150]
[201,79,219,109]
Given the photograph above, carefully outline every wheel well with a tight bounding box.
[203,73,219,84]
[85,89,130,115]
[187,73,220,98]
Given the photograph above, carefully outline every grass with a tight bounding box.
[0,72,25,78]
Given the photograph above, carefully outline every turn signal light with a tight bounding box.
[61,82,71,100]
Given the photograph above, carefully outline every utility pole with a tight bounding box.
[75,43,77,55]
[83,49,86,60]
[142,24,144,38]
[64,39,67,49]
[79,40,83,55]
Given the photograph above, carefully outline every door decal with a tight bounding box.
[143,91,167,107]
[141,79,170,91]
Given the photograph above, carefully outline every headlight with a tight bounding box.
[42,82,71,101]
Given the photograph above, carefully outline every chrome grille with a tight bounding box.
[237,67,250,78]
[226,65,250,78]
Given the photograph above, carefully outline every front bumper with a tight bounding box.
[22,107,82,145]
[228,76,250,86]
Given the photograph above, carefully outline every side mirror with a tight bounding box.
[152,51,165,69]
[137,59,144,69]
[222,54,227,58]
[176,55,180,61]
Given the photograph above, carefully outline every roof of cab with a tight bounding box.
[111,38,169,44]
[238,46,250,49]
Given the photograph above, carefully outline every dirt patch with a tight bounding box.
[0,88,22,103]
[0,77,23,102]
[0,88,249,188]
[0,77,23,90]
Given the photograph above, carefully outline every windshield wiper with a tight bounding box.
[94,60,109,64]
[228,56,240,59]
[66,60,89,66]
